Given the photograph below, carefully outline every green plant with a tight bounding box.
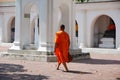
[76,0,89,3]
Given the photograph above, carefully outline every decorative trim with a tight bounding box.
[24,13,30,18]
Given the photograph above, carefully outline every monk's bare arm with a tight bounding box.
[54,43,58,52]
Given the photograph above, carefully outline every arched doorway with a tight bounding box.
[24,3,39,49]
[11,17,15,43]
[93,15,116,48]
[75,20,79,46]
[8,17,15,43]
[30,5,39,48]
[75,20,78,38]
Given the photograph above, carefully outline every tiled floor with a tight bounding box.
[0,53,120,80]
[0,43,120,80]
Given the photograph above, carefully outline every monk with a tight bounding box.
[54,24,70,72]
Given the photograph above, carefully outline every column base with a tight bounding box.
[70,49,90,60]
[7,49,57,62]
[79,43,86,48]
[1,46,90,62]
[9,41,21,50]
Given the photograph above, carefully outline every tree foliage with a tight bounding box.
[75,0,89,3]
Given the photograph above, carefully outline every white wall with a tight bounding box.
[76,1,120,48]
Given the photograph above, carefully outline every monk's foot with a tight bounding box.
[56,67,59,70]
[63,70,69,72]
[64,69,69,72]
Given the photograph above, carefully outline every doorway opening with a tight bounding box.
[93,15,116,48]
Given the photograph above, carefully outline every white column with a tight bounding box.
[9,0,21,50]
[37,0,50,51]
[0,13,3,43]
[116,15,120,49]
[70,0,78,49]
[76,10,87,48]
[46,0,54,51]
[37,0,54,52]
[2,13,8,42]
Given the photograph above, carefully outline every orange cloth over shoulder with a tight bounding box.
[108,24,115,30]
[54,31,70,63]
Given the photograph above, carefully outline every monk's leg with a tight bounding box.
[62,62,68,71]
[57,62,61,70]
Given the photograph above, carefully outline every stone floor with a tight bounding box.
[0,44,120,80]
[0,43,12,52]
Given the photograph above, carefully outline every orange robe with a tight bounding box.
[54,31,70,63]
[108,24,115,30]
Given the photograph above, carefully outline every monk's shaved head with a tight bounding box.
[60,24,65,30]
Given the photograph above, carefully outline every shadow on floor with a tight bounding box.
[116,78,120,80]
[0,63,49,80]
[0,74,48,80]
[64,70,93,74]
[73,58,120,65]
[0,63,25,73]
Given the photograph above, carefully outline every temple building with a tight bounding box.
[75,0,120,54]
[0,0,120,61]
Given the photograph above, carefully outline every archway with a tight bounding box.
[93,15,116,48]
[8,17,15,43]
[24,3,39,49]
[30,5,39,48]
[75,20,78,38]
